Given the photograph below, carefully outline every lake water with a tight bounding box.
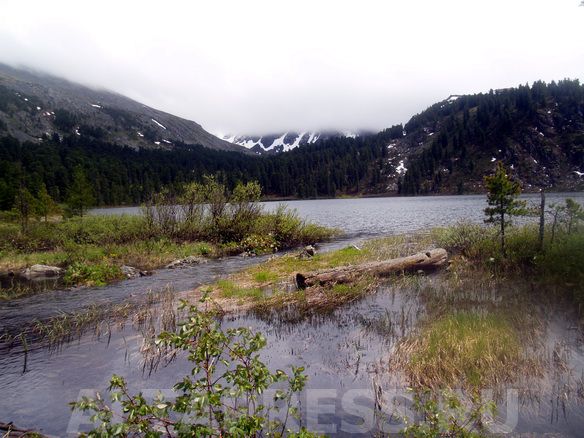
[2,193,584,436]
[91,192,584,237]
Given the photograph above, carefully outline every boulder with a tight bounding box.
[305,245,316,256]
[298,245,316,259]
[22,264,63,279]
[165,256,208,269]
[121,265,152,279]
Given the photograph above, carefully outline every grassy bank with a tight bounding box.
[0,206,335,298]
[194,232,438,313]
[394,221,584,397]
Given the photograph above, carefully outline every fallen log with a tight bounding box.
[295,248,448,289]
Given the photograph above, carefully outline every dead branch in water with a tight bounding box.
[0,421,48,437]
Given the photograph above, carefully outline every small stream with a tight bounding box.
[1,193,584,436]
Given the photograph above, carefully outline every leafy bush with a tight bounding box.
[63,262,123,287]
[72,301,317,437]
[402,389,494,438]
[240,233,278,255]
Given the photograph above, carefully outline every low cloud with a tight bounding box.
[1,0,582,135]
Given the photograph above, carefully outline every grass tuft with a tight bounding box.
[405,311,524,389]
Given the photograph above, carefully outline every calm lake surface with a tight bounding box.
[2,194,584,436]
[91,193,584,237]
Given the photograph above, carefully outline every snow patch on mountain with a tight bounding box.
[222,131,365,154]
[396,160,407,175]
[151,118,167,130]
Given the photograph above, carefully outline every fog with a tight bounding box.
[1,0,582,135]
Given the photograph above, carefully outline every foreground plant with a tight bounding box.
[72,299,317,437]
[402,389,495,438]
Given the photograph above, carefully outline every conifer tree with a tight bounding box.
[36,183,60,222]
[66,167,95,217]
[484,162,525,257]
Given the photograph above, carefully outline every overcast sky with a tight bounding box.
[1,0,583,136]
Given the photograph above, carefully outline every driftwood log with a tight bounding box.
[0,421,48,437]
[295,248,448,289]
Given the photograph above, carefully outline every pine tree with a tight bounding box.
[66,167,95,217]
[484,162,525,257]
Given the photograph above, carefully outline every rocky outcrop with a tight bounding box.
[21,264,63,280]
[0,63,247,153]
[165,256,208,269]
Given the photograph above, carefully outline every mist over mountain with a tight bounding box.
[0,63,245,153]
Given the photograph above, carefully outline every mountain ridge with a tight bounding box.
[0,63,246,153]
[221,131,368,154]
[0,76,582,209]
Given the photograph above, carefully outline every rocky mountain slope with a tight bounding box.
[377,82,584,194]
[1,75,582,208]
[222,131,367,154]
[0,63,245,152]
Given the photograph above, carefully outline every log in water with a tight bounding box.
[295,248,448,289]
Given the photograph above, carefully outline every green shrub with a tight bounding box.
[402,389,494,438]
[63,262,123,287]
[240,233,278,254]
[72,302,316,437]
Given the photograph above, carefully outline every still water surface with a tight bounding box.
[1,194,584,436]
[92,193,584,237]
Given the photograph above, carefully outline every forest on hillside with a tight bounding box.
[398,79,584,194]
[0,79,583,210]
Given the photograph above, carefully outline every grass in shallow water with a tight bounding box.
[405,311,523,389]
[216,279,263,301]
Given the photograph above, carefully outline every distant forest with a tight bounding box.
[1,79,583,210]
[0,129,398,210]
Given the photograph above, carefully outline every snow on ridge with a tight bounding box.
[223,131,357,153]
[396,160,407,175]
[307,132,319,144]
[264,133,288,152]
[151,119,167,130]
[91,103,102,108]
[282,132,306,152]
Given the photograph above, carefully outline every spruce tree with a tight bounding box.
[484,162,525,257]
